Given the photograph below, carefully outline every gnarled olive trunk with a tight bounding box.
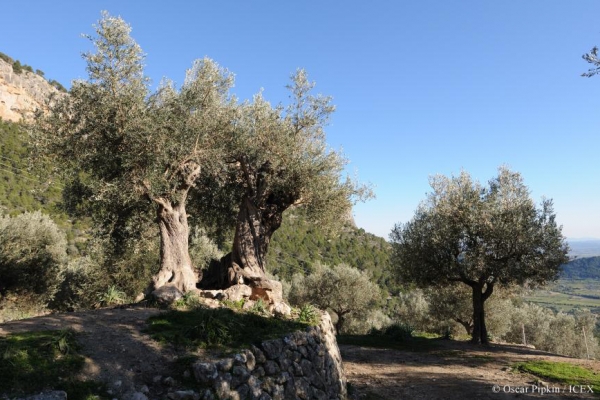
[152,200,198,292]
[230,197,282,281]
[470,281,494,345]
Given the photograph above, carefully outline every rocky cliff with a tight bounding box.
[0,58,61,122]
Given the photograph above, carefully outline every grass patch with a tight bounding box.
[145,306,313,351]
[0,330,107,399]
[515,360,600,392]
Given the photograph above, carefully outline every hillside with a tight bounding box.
[561,256,600,279]
[267,214,394,289]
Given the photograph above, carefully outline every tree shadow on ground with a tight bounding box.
[340,339,597,400]
[0,307,214,399]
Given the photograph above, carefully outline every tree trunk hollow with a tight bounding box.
[153,202,198,292]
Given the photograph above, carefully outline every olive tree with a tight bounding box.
[288,263,381,333]
[34,13,235,293]
[390,167,569,344]
[198,71,371,288]
[425,284,516,338]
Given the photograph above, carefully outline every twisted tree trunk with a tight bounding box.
[230,196,282,283]
[148,161,201,293]
[152,200,198,292]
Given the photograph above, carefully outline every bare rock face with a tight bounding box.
[0,58,62,122]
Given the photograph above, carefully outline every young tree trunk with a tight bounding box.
[152,200,198,292]
[335,312,348,334]
[470,281,494,345]
[456,318,473,335]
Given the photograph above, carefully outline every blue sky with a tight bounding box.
[2,1,599,239]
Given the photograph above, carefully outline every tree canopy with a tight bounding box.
[33,12,369,297]
[390,167,569,344]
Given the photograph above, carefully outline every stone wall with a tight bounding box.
[192,312,347,400]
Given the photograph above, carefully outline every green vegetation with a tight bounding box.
[515,360,600,393]
[268,215,393,289]
[561,256,600,280]
[0,330,107,399]
[525,279,600,314]
[391,167,569,344]
[288,263,382,333]
[145,306,313,351]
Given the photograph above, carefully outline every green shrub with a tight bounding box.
[12,60,22,74]
[0,52,13,64]
[97,285,128,307]
[370,322,414,341]
[0,212,67,310]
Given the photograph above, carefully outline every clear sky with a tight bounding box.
[2,1,599,240]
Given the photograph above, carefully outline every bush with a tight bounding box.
[288,263,381,333]
[0,212,67,311]
[50,256,106,311]
[189,226,223,272]
[11,60,22,74]
[502,303,599,358]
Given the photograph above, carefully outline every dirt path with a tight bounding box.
[2,309,599,400]
[341,340,600,400]
[0,307,216,399]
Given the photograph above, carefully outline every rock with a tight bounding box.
[213,374,232,399]
[233,353,247,365]
[251,345,267,363]
[264,360,280,375]
[232,365,251,387]
[216,358,234,373]
[194,362,219,384]
[152,375,163,384]
[130,392,148,400]
[294,377,312,399]
[261,339,283,359]
[151,285,183,305]
[271,301,292,317]
[167,390,200,400]
[250,280,283,304]
[224,284,252,302]
[134,293,145,303]
[201,389,215,400]
[0,58,63,122]
[242,349,256,371]
[163,376,176,386]
[19,391,67,400]
[139,385,150,394]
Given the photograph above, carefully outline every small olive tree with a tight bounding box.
[391,167,569,344]
[288,263,381,333]
[0,211,67,306]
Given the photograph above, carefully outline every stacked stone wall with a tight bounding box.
[192,312,346,400]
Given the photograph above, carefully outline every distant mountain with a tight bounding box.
[567,239,600,258]
[560,256,600,280]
